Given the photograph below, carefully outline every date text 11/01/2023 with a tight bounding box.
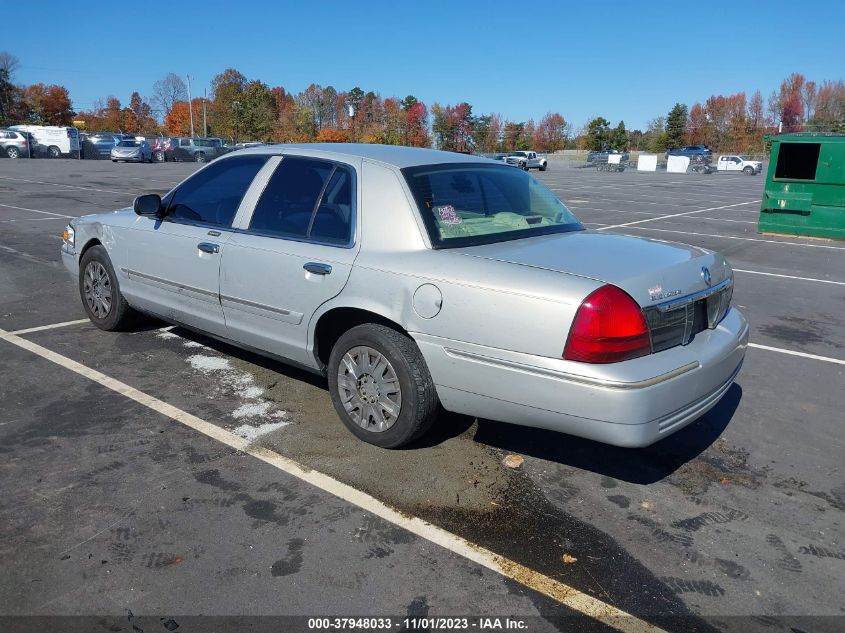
[307,617,529,630]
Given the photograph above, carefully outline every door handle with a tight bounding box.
[303,262,332,275]
[197,242,219,254]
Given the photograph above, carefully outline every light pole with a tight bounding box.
[186,74,195,138]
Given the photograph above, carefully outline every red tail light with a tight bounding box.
[563,285,651,363]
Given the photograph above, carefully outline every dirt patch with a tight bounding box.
[667,438,762,495]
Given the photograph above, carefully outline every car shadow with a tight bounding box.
[471,384,743,485]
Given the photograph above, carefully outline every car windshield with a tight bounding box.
[740,155,752,160]
[118,140,139,147]
[402,163,583,248]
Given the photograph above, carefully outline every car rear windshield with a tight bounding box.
[402,163,582,248]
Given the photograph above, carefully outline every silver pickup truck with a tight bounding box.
[505,151,548,171]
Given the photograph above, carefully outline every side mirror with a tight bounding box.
[133,193,163,217]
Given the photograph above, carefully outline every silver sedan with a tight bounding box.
[62,144,747,448]
[111,139,152,163]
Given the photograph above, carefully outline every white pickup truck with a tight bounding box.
[716,155,763,175]
[505,151,548,171]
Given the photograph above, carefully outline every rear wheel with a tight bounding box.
[6,146,20,159]
[154,150,165,162]
[327,324,439,448]
[195,152,206,163]
[48,146,61,159]
[78,245,140,331]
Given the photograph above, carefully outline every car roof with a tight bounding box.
[237,143,494,168]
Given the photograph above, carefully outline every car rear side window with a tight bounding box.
[402,163,582,248]
[775,143,820,180]
[248,157,354,245]
[166,155,269,227]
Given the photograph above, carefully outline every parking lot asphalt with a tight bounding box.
[0,157,842,633]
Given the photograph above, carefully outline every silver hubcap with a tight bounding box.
[337,345,402,433]
[83,261,112,319]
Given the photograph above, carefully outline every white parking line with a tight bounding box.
[0,176,133,196]
[0,326,659,633]
[0,203,73,218]
[749,343,845,366]
[733,269,845,286]
[617,226,845,250]
[687,216,757,225]
[7,319,90,335]
[597,201,761,231]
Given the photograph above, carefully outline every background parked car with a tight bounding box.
[81,133,124,159]
[111,139,153,163]
[667,145,712,159]
[586,149,630,164]
[0,129,33,158]
[163,137,229,162]
[506,150,548,171]
[716,154,763,175]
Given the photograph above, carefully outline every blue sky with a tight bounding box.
[7,1,844,129]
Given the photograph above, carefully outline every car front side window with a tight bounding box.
[166,155,269,227]
[247,157,354,245]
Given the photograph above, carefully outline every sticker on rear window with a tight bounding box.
[437,205,462,225]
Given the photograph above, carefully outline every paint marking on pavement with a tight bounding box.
[0,326,661,633]
[7,319,90,335]
[617,226,845,250]
[749,343,845,366]
[0,176,133,197]
[0,202,73,218]
[733,269,845,286]
[597,201,760,230]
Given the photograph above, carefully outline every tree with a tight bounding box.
[610,120,629,151]
[534,112,568,152]
[401,95,418,111]
[209,68,247,140]
[20,84,74,125]
[165,99,203,136]
[432,102,473,152]
[0,68,24,124]
[584,117,610,151]
[665,103,688,150]
[0,51,19,80]
[405,101,430,147]
[126,92,156,133]
[151,73,187,119]
[239,80,276,140]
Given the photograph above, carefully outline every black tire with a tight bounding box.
[48,146,61,159]
[327,324,439,448]
[743,166,753,175]
[111,159,117,162]
[155,150,165,162]
[195,152,206,163]
[78,245,140,331]
[522,162,529,171]
[6,146,20,159]
[539,162,547,171]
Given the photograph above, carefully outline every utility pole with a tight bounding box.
[186,74,195,138]
[203,88,208,137]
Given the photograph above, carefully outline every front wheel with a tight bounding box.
[327,324,439,448]
[154,150,165,162]
[78,245,140,331]
[48,146,61,159]
[539,162,547,171]
[195,152,206,163]
[743,166,753,175]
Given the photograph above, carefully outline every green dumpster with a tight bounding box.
[758,133,845,240]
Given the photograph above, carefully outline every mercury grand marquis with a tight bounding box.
[62,144,748,448]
